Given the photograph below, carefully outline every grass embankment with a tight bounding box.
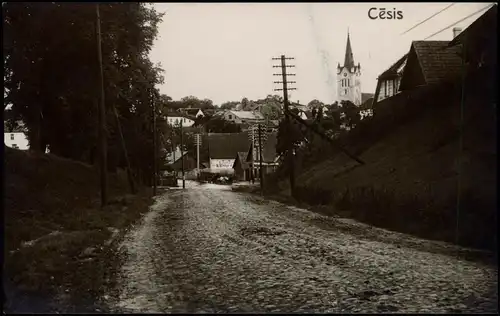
[4,146,153,301]
[268,93,497,256]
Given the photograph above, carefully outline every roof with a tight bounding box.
[412,41,462,84]
[378,54,408,80]
[449,5,497,47]
[165,148,187,164]
[247,132,278,163]
[235,152,250,169]
[261,132,278,162]
[204,132,250,159]
[182,108,204,116]
[228,110,265,120]
[360,97,374,110]
[361,93,375,104]
[344,32,355,69]
[164,112,194,120]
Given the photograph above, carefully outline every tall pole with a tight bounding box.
[258,123,264,195]
[96,4,108,207]
[251,126,255,184]
[112,105,136,194]
[196,134,200,179]
[152,88,157,196]
[273,54,296,198]
[180,121,185,189]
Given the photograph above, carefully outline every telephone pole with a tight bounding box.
[194,133,201,180]
[248,125,256,184]
[152,88,157,196]
[258,123,264,195]
[180,121,185,189]
[96,4,108,207]
[273,55,297,198]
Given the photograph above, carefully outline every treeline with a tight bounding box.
[275,100,368,175]
[3,3,165,185]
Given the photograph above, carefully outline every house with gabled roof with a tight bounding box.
[180,108,205,119]
[164,111,196,127]
[232,132,279,181]
[222,110,265,125]
[199,132,250,174]
[373,54,408,105]
[399,40,462,92]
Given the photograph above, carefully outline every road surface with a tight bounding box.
[106,182,497,313]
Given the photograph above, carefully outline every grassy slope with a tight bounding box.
[4,147,152,299]
[284,95,497,250]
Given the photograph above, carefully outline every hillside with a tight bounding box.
[4,146,152,304]
[279,87,497,251]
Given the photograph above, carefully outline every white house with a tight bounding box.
[165,115,195,127]
[4,131,29,150]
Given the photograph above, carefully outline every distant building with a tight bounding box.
[180,108,205,118]
[165,113,195,127]
[233,132,279,181]
[200,132,250,174]
[222,110,265,125]
[337,31,362,105]
[4,122,29,150]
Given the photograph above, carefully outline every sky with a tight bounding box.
[149,2,494,105]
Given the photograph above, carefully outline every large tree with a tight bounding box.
[3,3,165,184]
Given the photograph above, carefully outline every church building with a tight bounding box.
[337,31,362,106]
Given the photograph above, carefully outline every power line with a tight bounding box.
[401,3,456,35]
[424,3,494,40]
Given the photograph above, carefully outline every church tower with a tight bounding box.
[337,31,362,105]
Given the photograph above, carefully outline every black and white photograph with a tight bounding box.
[3,2,498,313]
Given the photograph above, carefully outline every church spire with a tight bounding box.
[343,30,355,69]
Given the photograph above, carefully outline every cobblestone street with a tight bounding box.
[108,182,498,313]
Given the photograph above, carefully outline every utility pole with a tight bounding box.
[248,125,256,184]
[195,133,201,180]
[96,4,108,207]
[273,55,297,198]
[258,123,264,195]
[180,120,185,189]
[152,88,157,196]
[112,105,136,194]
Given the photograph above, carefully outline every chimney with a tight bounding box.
[453,27,462,39]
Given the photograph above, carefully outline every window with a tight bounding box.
[344,89,348,95]
[10,134,14,140]
[228,115,232,119]
[348,79,350,87]
[12,144,18,149]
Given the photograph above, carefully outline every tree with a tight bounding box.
[179,96,214,110]
[220,101,239,110]
[307,99,325,110]
[204,117,241,133]
[241,97,250,110]
[276,108,304,158]
[3,3,165,185]
[340,100,361,129]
